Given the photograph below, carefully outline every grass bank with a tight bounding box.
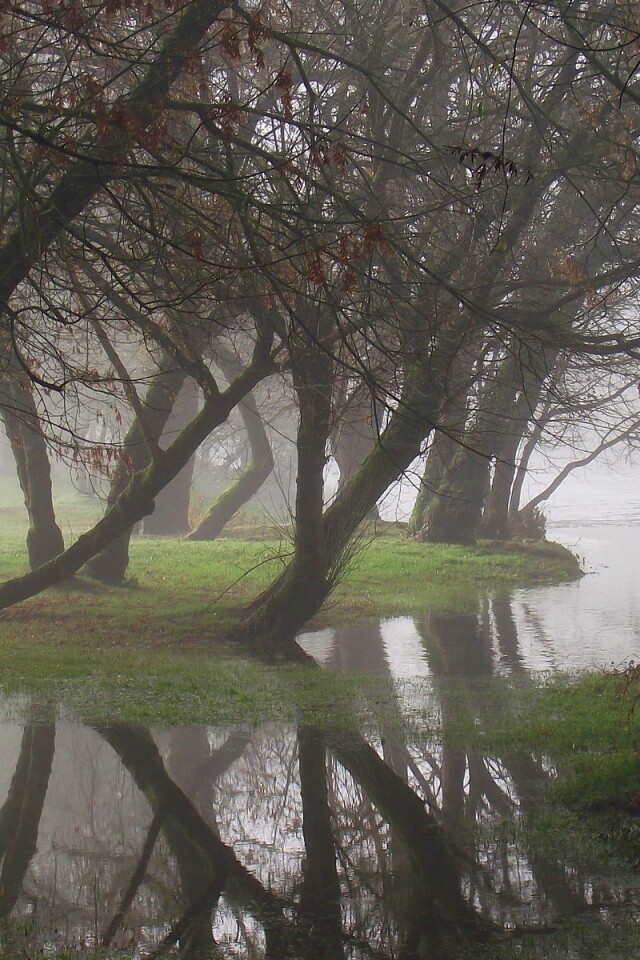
[0,496,579,722]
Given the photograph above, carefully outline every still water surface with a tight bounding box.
[1,526,639,958]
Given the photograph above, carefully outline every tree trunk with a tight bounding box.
[238,321,335,648]
[479,454,518,540]
[143,378,199,536]
[408,346,477,537]
[330,384,382,519]
[423,349,540,544]
[0,339,273,611]
[85,358,187,583]
[0,375,64,569]
[408,429,461,536]
[480,355,554,539]
[238,322,467,647]
[188,375,272,541]
[422,445,493,544]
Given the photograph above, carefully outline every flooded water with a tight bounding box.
[1,526,640,958]
[302,526,640,675]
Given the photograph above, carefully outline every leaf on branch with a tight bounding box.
[305,251,326,285]
[362,222,388,255]
[449,144,532,189]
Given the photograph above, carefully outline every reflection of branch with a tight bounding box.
[95,724,290,953]
[145,878,224,960]
[188,729,253,798]
[101,806,165,947]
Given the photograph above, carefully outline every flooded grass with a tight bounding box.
[0,490,635,959]
[467,916,640,959]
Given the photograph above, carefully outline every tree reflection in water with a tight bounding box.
[0,602,638,958]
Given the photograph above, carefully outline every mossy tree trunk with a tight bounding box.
[239,316,335,647]
[0,375,64,569]
[0,336,274,611]
[239,321,468,647]
[408,429,461,537]
[143,378,199,536]
[408,347,478,537]
[85,358,187,584]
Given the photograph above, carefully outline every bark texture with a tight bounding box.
[0,375,64,568]
[189,354,272,540]
[143,378,199,536]
[86,359,188,583]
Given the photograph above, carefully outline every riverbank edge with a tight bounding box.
[0,533,581,723]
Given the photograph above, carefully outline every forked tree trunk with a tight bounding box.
[238,324,467,647]
[479,453,518,540]
[479,391,537,540]
[423,351,531,544]
[0,376,64,569]
[85,358,187,584]
[480,354,556,539]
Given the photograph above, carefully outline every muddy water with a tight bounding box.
[1,528,639,958]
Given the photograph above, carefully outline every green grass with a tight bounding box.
[0,476,581,725]
[464,916,640,960]
[406,668,640,863]
[0,481,637,960]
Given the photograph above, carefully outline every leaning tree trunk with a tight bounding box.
[238,320,468,648]
[85,358,187,584]
[0,336,274,611]
[0,374,64,569]
[188,352,273,540]
[143,378,199,536]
